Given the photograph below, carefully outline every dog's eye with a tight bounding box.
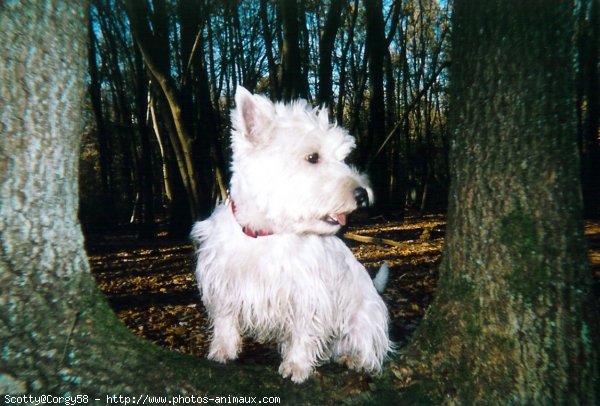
[306,152,319,164]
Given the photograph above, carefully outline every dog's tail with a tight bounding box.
[373,261,389,294]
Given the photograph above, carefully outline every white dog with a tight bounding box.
[191,87,391,383]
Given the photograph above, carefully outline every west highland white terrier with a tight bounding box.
[191,86,391,383]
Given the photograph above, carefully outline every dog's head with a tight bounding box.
[228,86,373,235]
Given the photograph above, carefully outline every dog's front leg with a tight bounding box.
[278,331,322,383]
[207,314,242,363]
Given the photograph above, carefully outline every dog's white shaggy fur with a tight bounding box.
[191,87,391,383]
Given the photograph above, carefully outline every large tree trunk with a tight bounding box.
[578,0,600,218]
[403,1,598,403]
[0,1,173,393]
[0,2,400,400]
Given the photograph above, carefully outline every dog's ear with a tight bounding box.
[316,106,330,127]
[233,86,274,145]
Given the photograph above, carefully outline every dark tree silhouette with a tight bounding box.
[279,0,310,101]
[403,0,598,403]
[317,0,345,110]
[364,0,389,210]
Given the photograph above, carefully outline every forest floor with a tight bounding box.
[85,216,600,381]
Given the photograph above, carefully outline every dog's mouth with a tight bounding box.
[323,213,348,226]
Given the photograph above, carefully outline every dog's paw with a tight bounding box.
[278,361,313,383]
[335,352,383,374]
[207,342,239,363]
[335,354,364,371]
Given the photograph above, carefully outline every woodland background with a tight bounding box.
[81,0,599,234]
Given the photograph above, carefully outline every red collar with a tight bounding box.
[230,200,274,238]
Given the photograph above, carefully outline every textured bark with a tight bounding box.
[578,0,600,218]
[404,1,598,403]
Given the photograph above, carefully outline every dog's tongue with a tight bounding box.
[331,213,347,226]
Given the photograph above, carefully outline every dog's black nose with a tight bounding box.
[353,187,369,208]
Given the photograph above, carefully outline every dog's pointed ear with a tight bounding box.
[233,86,274,145]
[316,106,330,127]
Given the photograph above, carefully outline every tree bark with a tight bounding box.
[0,0,200,394]
[403,1,598,403]
[578,0,600,218]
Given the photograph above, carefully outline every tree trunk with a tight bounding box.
[364,0,389,210]
[279,0,307,101]
[317,0,344,111]
[132,41,155,236]
[152,88,194,235]
[578,0,600,218]
[87,10,112,207]
[403,1,598,403]
[259,0,280,99]
[335,0,359,125]
[178,0,223,214]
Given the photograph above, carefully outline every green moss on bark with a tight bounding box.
[499,209,555,305]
